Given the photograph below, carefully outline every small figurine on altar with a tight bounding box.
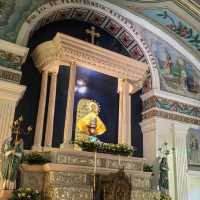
[1,116,32,190]
[77,101,106,139]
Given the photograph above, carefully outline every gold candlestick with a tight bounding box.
[118,154,121,167]
[93,151,97,199]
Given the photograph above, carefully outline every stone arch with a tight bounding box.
[16,0,159,91]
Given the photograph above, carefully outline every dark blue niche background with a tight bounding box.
[15,19,143,156]
[73,66,119,144]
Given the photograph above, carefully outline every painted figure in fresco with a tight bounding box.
[169,57,186,87]
[163,50,173,74]
[77,102,106,139]
[189,134,200,164]
[1,133,23,190]
[159,157,169,193]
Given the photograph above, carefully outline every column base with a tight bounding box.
[32,145,43,152]
[60,142,74,151]
[0,190,12,200]
[43,146,54,152]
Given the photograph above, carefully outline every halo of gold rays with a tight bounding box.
[87,99,101,113]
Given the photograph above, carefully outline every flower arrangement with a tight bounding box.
[9,188,40,200]
[153,193,172,200]
[23,152,50,165]
[73,139,135,156]
[0,1,5,9]
[160,193,172,200]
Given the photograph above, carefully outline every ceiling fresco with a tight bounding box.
[134,24,200,100]
[143,9,200,53]
[0,0,200,100]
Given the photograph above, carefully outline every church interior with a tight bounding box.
[0,0,200,199]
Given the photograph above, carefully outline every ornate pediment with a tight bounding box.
[32,33,148,91]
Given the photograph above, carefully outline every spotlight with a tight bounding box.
[75,79,87,94]
[77,79,85,86]
[78,86,87,94]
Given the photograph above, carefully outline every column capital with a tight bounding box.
[49,71,58,76]
[118,78,142,94]
[31,41,62,73]
[140,118,157,134]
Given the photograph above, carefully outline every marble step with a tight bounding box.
[43,186,160,200]
[42,150,146,172]
[44,186,93,200]
[20,164,153,192]
[131,189,160,200]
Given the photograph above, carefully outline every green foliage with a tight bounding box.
[23,152,50,165]
[9,188,40,200]
[143,164,153,172]
[157,11,200,51]
[74,139,135,156]
[0,1,5,9]
[154,193,172,200]
[160,193,172,200]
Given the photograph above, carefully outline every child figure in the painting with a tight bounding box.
[77,102,106,141]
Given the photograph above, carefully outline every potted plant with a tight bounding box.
[23,152,50,165]
[9,187,40,200]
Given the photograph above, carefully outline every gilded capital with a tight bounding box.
[31,41,62,73]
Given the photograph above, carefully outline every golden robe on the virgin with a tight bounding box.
[77,111,106,136]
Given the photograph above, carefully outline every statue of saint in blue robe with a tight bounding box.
[1,135,23,190]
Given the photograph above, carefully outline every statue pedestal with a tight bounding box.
[19,150,160,200]
[0,190,12,200]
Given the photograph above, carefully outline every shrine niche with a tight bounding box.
[96,168,132,200]
[187,128,200,167]
[31,33,148,150]
[75,99,106,142]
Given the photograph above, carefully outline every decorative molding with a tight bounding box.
[143,96,200,119]
[0,79,26,102]
[0,39,28,68]
[142,109,200,125]
[0,66,21,83]
[48,150,144,171]
[0,49,23,69]
[0,80,26,149]
[175,0,200,21]
[32,33,148,86]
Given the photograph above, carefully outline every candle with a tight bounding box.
[118,154,121,167]
[93,151,97,195]
[94,151,97,173]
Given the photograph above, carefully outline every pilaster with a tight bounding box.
[172,123,189,200]
[0,80,26,148]
[118,79,132,146]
